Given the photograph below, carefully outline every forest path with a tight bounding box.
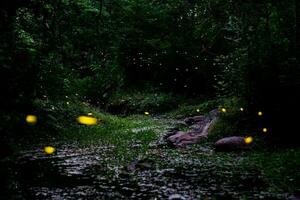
[9,114,286,200]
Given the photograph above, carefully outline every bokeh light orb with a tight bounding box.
[77,116,97,125]
[262,128,268,133]
[244,136,253,144]
[44,146,55,154]
[26,115,37,124]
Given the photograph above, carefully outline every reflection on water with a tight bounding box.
[5,145,285,200]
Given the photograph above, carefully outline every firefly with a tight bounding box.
[196,109,200,112]
[87,112,93,116]
[240,107,244,112]
[26,115,37,125]
[262,128,268,133]
[77,116,97,125]
[244,136,253,144]
[144,112,150,115]
[44,146,56,154]
[258,111,263,116]
[221,108,226,113]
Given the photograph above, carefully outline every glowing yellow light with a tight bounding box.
[240,107,244,112]
[262,128,268,133]
[26,115,37,124]
[44,146,55,154]
[196,109,200,112]
[221,108,226,113]
[77,116,97,125]
[258,111,263,116]
[244,136,253,144]
[144,112,150,115]
[87,112,93,116]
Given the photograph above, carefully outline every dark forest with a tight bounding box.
[1,0,300,199]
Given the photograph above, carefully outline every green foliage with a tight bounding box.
[246,149,300,194]
[208,97,252,141]
[214,49,248,98]
[1,1,300,198]
[107,91,180,114]
[14,102,300,197]
[1,0,300,143]
[167,99,218,118]
[33,99,85,132]
[75,61,124,103]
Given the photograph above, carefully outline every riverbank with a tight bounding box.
[2,99,300,199]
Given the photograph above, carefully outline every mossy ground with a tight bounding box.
[6,97,300,199]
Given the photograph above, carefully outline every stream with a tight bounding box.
[4,143,286,200]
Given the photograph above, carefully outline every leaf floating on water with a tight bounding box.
[44,146,55,154]
[77,116,97,125]
[26,115,37,125]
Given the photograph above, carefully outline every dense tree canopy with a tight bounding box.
[1,1,300,199]
[1,0,299,142]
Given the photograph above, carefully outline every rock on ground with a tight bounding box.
[214,136,253,151]
[166,109,218,148]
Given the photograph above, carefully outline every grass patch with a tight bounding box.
[107,90,182,114]
[29,93,195,165]
[245,148,300,194]
[13,98,300,196]
[166,99,218,118]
